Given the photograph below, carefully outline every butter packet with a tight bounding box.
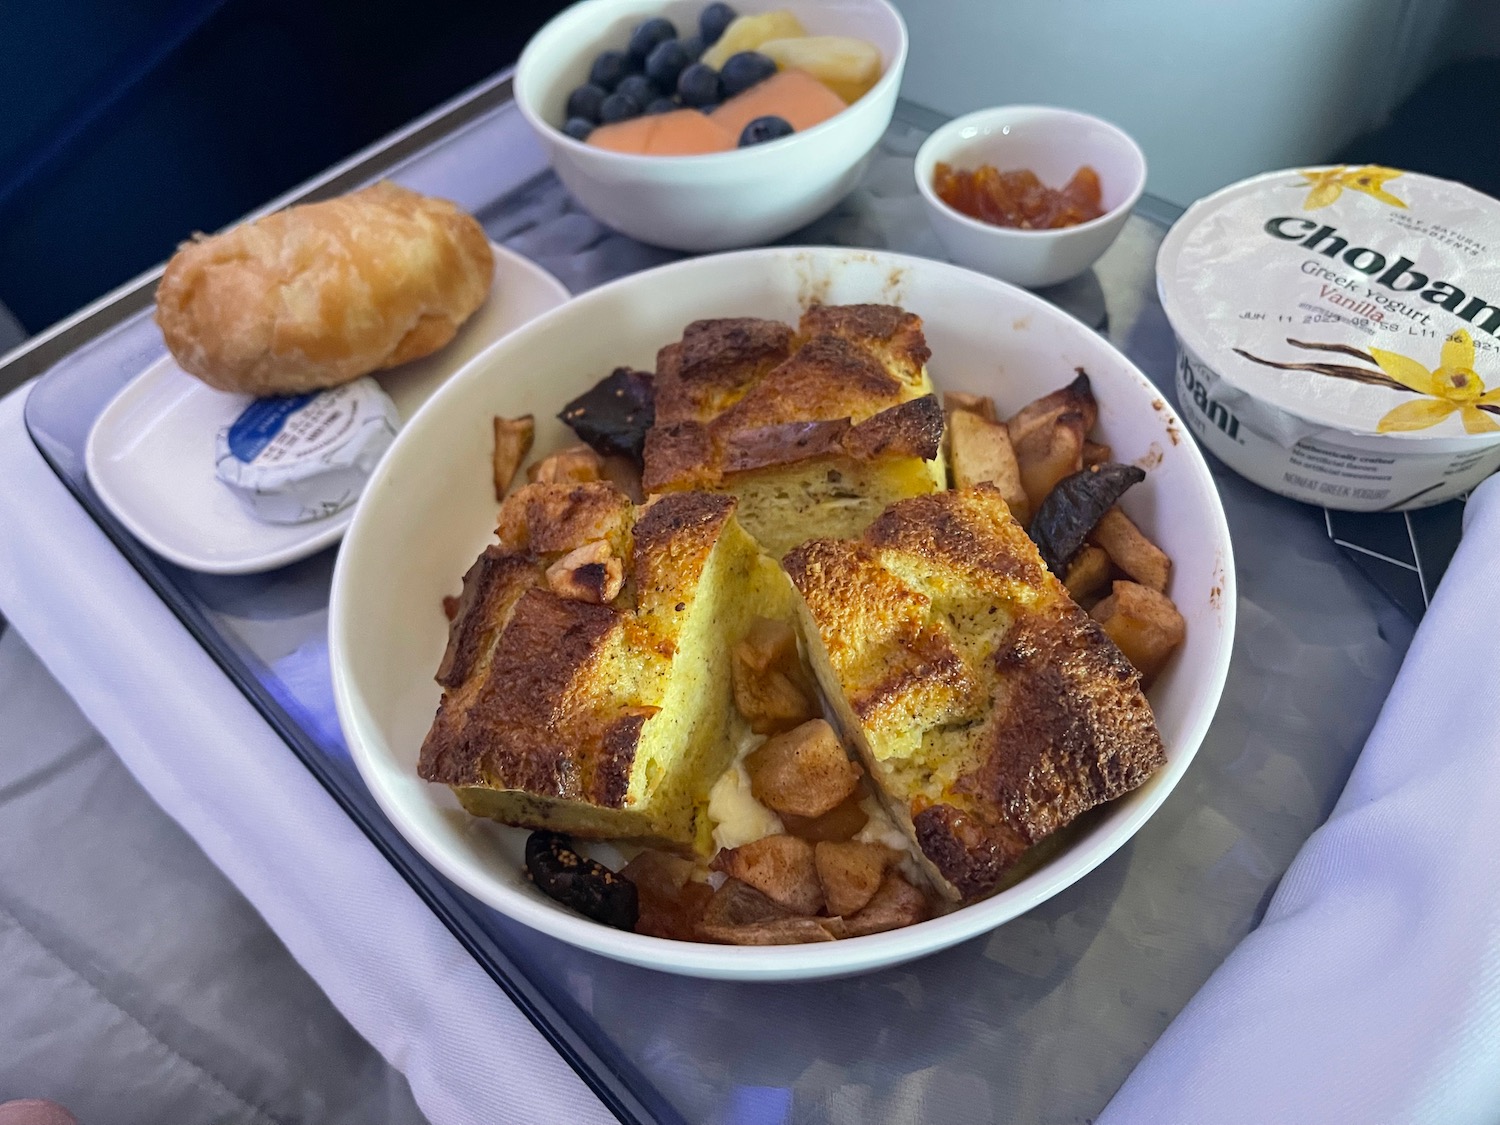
[215,377,399,524]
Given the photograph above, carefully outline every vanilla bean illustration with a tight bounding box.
[1231,345,1500,415]
[1231,348,1407,389]
[1286,338,1378,365]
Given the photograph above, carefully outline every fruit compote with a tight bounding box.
[933,163,1105,230]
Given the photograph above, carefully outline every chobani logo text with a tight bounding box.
[1179,353,1240,440]
[1265,217,1500,334]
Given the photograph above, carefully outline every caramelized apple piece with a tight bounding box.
[842,872,931,937]
[746,719,861,819]
[780,793,869,842]
[949,408,1029,524]
[1082,439,1112,468]
[1091,580,1186,685]
[815,840,897,917]
[1062,544,1113,605]
[714,835,823,915]
[943,390,998,423]
[731,617,818,735]
[622,850,712,941]
[697,879,837,945]
[1014,412,1086,513]
[1006,372,1099,447]
[492,415,535,501]
[1090,508,1171,592]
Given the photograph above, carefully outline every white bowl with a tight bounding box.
[330,246,1235,981]
[515,0,907,250]
[914,105,1147,289]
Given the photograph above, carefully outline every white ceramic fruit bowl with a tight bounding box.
[330,246,1235,981]
[915,105,1147,289]
[514,0,907,250]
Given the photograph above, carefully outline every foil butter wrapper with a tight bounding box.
[1157,165,1500,510]
[214,377,399,524]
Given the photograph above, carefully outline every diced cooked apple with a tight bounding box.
[780,793,869,842]
[745,719,862,819]
[714,834,823,915]
[815,840,896,917]
[949,409,1030,524]
[1062,544,1112,604]
[943,390,998,423]
[1082,439,1112,468]
[731,617,818,735]
[1014,411,1086,513]
[1091,580,1186,684]
[841,872,931,936]
[697,879,838,945]
[492,415,535,501]
[1006,371,1098,448]
[1090,508,1171,592]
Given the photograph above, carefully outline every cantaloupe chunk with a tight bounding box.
[589,110,734,156]
[710,69,847,139]
[701,9,807,70]
[758,36,883,103]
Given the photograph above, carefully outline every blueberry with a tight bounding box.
[699,2,736,45]
[616,73,659,106]
[644,97,679,115]
[645,38,693,90]
[628,17,677,65]
[738,115,794,146]
[562,116,595,141]
[679,34,704,59]
[588,49,633,91]
[599,91,644,124]
[676,62,722,108]
[720,51,777,97]
[565,83,607,123]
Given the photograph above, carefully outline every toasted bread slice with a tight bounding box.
[782,484,1166,901]
[420,482,795,848]
[641,305,946,559]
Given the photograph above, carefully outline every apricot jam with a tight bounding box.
[933,162,1104,230]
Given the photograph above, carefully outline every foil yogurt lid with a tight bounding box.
[1158,165,1500,443]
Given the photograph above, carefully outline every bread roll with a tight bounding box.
[155,182,494,396]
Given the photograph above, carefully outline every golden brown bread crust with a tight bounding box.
[155,181,494,395]
[641,305,941,494]
[419,487,740,834]
[784,484,1167,902]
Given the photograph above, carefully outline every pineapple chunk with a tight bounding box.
[758,36,883,103]
[702,9,807,70]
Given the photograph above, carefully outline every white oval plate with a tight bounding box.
[85,244,570,575]
[332,246,1237,981]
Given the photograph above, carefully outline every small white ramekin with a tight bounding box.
[914,105,1146,289]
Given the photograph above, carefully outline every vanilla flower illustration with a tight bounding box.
[1297,165,1408,210]
[1372,330,1500,434]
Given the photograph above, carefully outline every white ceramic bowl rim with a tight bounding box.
[914,105,1147,238]
[330,246,1235,979]
[514,0,909,165]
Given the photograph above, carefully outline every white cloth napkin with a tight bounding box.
[1100,474,1500,1125]
[0,383,614,1125]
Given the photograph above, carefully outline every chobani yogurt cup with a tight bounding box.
[1157,165,1500,510]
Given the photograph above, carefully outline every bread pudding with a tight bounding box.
[416,310,1189,943]
[419,480,795,848]
[641,304,946,559]
[782,484,1167,902]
